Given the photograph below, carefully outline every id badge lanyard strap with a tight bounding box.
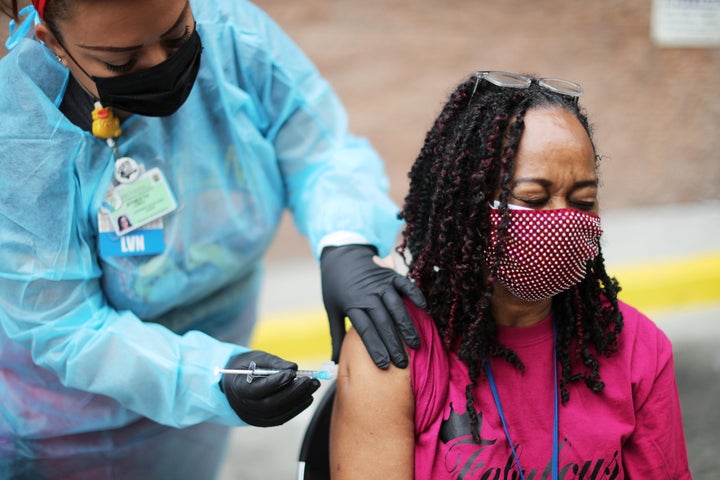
[92,102,176,255]
[484,321,559,480]
[91,102,141,185]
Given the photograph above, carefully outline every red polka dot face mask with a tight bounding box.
[486,206,602,301]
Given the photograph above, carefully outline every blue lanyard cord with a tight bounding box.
[485,362,527,480]
[552,332,559,478]
[484,322,559,480]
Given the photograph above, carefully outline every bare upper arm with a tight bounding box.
[329,328,415,479]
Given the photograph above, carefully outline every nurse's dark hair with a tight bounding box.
[397,72,623,443]
[0,0,19,18]
[1,0,73,41]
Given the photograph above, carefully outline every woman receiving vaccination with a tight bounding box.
[330,71,692,479]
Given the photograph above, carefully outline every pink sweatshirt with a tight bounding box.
[408,300,692,479]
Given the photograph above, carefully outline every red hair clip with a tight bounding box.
[32,0,46,20]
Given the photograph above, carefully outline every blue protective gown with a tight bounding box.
[0,0,400,448]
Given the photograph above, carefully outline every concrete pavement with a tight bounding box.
[218,200,720,480]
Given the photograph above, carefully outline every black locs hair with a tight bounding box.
[397,73,623,443]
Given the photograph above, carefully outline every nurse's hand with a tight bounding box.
[220,350,320,427]
[320,244,427,370]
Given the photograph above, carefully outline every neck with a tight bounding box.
[491,284,552,327]
[67,72,133,121]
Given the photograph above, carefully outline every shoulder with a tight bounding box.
[403,299,449,381]
[192,0,283,40]
[617,301,673,358]
[613,301,677,401]
[191,0,315,89]
[1,41,68,129]
[336,328,414,424]
[338,328,412,393]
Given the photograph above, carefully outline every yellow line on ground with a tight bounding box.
[251,308,331,364]
[610,252,720,312]
[251,252,720,362]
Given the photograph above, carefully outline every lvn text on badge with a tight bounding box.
[121,234,146,254]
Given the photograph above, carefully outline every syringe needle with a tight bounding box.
[213,361,337,382]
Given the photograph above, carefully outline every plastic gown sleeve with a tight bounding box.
[232,2,403,258]
[0,68,245,428]
[0,263,246,429]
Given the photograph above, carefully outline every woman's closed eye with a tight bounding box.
[163,25,191,50]
[103,57,138,73]
[509,193,598,212]
[569,199,597,211]
[100,25,191,74]
[569,185,599,211]
[509,193,548,208]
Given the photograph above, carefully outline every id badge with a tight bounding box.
[98,216,166,257]
[103,167,177,236]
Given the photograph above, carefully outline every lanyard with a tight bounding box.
[90,102,143,185]
[484,321,559,480]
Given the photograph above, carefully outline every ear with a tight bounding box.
[35,23,64,58]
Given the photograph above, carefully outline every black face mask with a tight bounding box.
[64,28,203,117]
[93,28,203,117]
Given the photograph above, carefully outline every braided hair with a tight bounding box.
[397,73,623,442]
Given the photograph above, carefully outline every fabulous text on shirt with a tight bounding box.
[439,406,621,480]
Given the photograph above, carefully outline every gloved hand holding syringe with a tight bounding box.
[218,350,330,427]
[215,360,338,383]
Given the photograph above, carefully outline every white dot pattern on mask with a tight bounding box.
[486,208,602,301]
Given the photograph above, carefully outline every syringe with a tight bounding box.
[214,360,337,383]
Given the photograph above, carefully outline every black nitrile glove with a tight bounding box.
[220,350,320,427]
[320,244,427,369]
